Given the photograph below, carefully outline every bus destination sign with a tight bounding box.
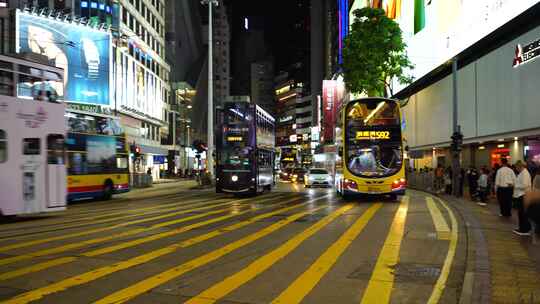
[356,131,390,140]
[227,136,243,142]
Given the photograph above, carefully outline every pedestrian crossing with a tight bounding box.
[0,190,459,304]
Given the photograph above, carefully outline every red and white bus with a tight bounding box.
[0,54,67,215]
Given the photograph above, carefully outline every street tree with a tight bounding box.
[342,7,413,97]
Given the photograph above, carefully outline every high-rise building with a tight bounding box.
[212,1,230,105]
[166,0,204,173]
[250,60,274,115]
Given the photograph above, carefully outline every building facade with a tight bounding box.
[380,1,540,172]
[1,0,172,181]
[250,60,274,115]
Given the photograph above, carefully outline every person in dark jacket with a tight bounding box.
[467,166,479,200]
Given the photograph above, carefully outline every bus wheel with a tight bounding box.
[389,194,398,201]
[102,181,114,200]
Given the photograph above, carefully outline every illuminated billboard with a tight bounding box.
[16,11,111,105]
[349,1,540,93]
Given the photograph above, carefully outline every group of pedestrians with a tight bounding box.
[492,158,539,236]
[462,158,539,237]
[429,159,540,237]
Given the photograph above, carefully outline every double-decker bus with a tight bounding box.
[66,113,130,200]
[335,98,406,200]
[0,54,67,215]
[216,101,275,195]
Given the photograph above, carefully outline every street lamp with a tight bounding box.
[201,0,218,178]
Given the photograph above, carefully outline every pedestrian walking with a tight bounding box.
[513,161,532,235]
[444,167,453,195]
[477,167,489,206]
[495,158,516,217]
[491,163,501,195]
[435,164,444,193]
[467,166,479,200]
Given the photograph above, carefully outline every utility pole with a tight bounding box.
[451,58,463,197]
[201,0,218,178]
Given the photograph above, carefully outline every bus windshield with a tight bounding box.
[345,99,403,178]
[220,146,252,172]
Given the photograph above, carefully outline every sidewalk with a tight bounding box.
[432,192,540,303]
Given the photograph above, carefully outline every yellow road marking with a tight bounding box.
[92,202,331,304]
[360,196,409,304]
[185,204,377,304]
[2,197,325,304]
[0,195,284,267]
[426,197,451,240]
[427,197,458,304]
[0,195,232,242]
[0,257,78,282]
[0,192,212,233]
[0,197,249,254]
[0,196,301,282]
[271,203,382,304]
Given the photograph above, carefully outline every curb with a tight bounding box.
[411,188,490,304]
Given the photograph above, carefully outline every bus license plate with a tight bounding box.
[367,186,384,193]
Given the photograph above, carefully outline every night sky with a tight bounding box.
[225,0,310,72]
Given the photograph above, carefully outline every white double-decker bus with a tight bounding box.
[0,54,67,215]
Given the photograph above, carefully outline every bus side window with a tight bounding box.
[0,130,6,163]
[47,134,65,165]
[22,138,40,155]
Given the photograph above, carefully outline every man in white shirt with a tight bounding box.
[495,158,516,217]
[513,161,532,235]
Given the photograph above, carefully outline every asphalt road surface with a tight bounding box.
[0,181,466,304]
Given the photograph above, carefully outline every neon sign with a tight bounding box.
[356,131,391,140]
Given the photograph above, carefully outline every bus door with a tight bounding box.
[46,134,66,208]
[21,138,42,213]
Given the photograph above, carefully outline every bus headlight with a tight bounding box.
[231,175,239,182]
[344,179,358,190]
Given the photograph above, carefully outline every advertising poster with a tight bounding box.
[322,80,337,144]
[322,79,346,144]
[16,12,111,106]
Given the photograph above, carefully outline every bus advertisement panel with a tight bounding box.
[0,55,67,216]
[66,113,129,200]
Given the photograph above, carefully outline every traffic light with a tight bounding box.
[131,144,141,158]
[451,131,463,152]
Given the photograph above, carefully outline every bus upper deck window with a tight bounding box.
[0,130,6,163]
[23,138,40,155]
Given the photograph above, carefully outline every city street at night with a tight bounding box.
[2,0,540,303]
[0,182,473,304]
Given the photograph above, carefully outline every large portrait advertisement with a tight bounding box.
[16,11,111,105]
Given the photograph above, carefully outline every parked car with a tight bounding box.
[304,168,332,188]
[291,167,308,183]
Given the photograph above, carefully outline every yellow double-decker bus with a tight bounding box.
[335,97,406,200]
[66,113,130,201]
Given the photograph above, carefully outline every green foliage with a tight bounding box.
[342,7,413,97]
